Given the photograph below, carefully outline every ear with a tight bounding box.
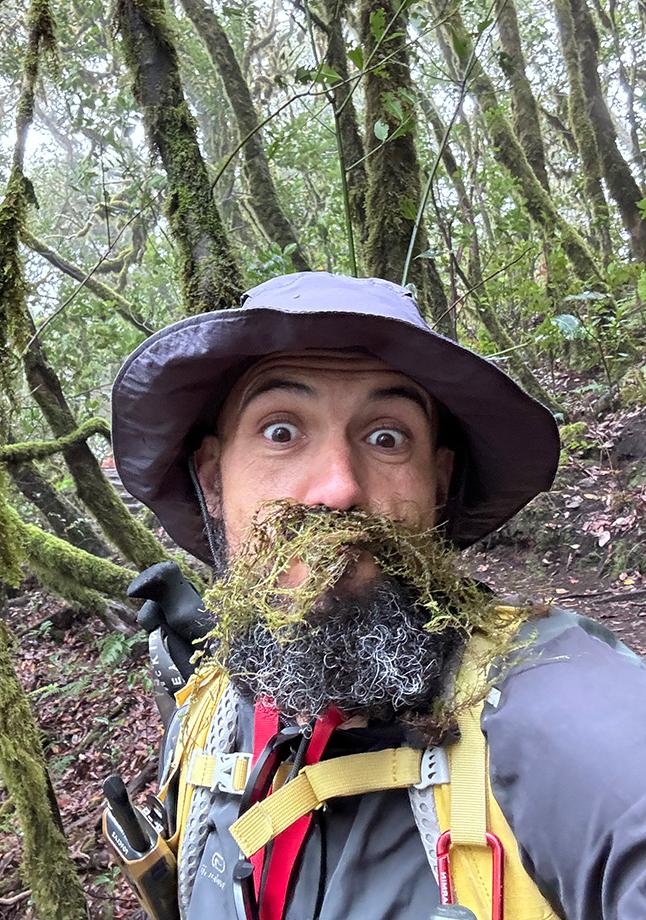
[434,446,454,517]
[193,435,221,517]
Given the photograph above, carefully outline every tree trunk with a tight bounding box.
[321,0,369,245]
[6,454,110,557]
[568,0,646,261]
[494,0,550,191]
[430,0,605,288]
[553,0,613,262]
[359,0,451,335]
[22,317,169,571]
[0,620,87,920]
[422,98,560,411]
[179,0,310,271]
[116,0,244,314]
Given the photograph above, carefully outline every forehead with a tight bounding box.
[225,350,432,412]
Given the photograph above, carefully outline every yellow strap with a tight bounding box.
[230,746,423,857]
[449,632,496,847]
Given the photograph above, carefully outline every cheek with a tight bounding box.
[219,447,303,552]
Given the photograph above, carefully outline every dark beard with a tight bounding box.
[225,577,461,728]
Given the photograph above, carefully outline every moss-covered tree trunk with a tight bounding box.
[321,0,368,246]
[494,0,550,192]
[179,0,310,272]
[0,489,87,920]
[0,622,86,920]
[568,0,646,262]
[553,0,613,262]
[21,326,169,571]
[429,0,605,288]
[116,0,244,313]
[6,454,110,557]
[359,0,451,335]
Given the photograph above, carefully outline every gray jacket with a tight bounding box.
[171,612,646,920]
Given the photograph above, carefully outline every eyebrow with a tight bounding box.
[239,378,430,420]
[238,378,315,414]
[368,386,431,420]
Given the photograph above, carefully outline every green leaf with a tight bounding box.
[370,8,386,42]
[348,46,364,70]
[295,65,315,84]
[638,269,646,302]
[552,313,584,339]
[313,63,342,85]
[400,196,418,221]
[451,33,469,60]
[382,92,404,122]
[373,119,389,141]
[637,197,646,219]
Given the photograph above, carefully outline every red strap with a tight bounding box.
[259,707,344,920]
[250,700,280,897]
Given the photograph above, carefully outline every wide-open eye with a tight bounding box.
[366,428,407,449]
[262,421,300,443]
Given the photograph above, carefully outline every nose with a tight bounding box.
[300,441,365,511]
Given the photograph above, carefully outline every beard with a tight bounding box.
[201,501,503,741]
[225,576,461,726]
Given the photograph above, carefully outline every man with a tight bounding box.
[111,273,646,920]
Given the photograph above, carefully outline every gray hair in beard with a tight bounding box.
[224,577,461,725]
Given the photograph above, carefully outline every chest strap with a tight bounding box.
[229,745,425,858]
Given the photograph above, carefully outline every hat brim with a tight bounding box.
[112,307,559,563]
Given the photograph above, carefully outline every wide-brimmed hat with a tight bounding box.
[111,272,559,563]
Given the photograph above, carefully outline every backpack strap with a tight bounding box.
[431,632,560,920]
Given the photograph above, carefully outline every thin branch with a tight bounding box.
[21,192,162,354]
[402,0,500,285]
[22,230,154,335]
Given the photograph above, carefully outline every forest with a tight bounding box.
[0,0,645,915]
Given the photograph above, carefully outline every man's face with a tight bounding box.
[195,352,454,578]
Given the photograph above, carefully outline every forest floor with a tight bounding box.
[0,399,644,919]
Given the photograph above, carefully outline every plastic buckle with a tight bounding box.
[414,747,450,789]
[436,829,504,920]
[215,752,252,795]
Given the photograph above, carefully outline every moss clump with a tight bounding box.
[199,502,528,728]
[0,469,24,588]
[0,620,86,920]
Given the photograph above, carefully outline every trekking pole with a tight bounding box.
[102,774,179,920]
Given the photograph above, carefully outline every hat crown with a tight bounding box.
[242,272,428,330]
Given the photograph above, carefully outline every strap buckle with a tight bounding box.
[436,829,505,920]
[414,747,449,789]
[215,752,252,795]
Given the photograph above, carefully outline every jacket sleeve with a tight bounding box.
[482,612,646,920]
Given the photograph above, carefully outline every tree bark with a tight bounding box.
[116,0,244,314]
[22,315,169,571]
[359,0,451,335]
[0,620,87,920]
[568,0,646,261]
[553,0,613,262]
[321,0,369,245]
[430,0,605,288]
[494,0,550,191]
[422,98,560,411]
[180,0,310,271]
[6,455,110,557]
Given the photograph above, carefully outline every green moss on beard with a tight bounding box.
[198,501,528,732]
